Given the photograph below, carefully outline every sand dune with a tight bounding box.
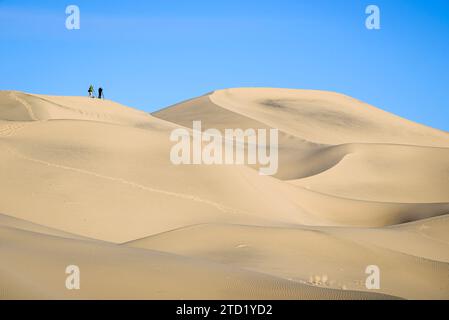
[1,88,448,299]
[1,225,398,300]
[125,219,449,300]
[154,89,449,226]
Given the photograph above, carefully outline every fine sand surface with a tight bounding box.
[1,88,449,299]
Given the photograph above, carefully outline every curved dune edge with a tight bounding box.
[1,88,449,299]
[288,143,449,203]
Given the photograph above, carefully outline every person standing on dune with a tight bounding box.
[98,87,104,99]
[88,85,95,98]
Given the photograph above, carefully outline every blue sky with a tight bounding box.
[1,0,448,131]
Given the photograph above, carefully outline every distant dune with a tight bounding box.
[1,88,448,299]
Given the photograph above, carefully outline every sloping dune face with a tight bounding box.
[154,88,449,226]
[1,88,449,299]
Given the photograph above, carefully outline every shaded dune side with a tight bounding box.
[0,214,91,241]
[289,143,449,203]
[154,95,332,180]
[328,215,449,263]
[284,184,449,227]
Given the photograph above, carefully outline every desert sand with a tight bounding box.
[0,88,448,299]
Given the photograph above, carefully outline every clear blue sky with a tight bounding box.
[1,0,448,131]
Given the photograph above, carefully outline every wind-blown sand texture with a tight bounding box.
[1,88,448,299]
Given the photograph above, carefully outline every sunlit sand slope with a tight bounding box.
[0,226,395,300]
